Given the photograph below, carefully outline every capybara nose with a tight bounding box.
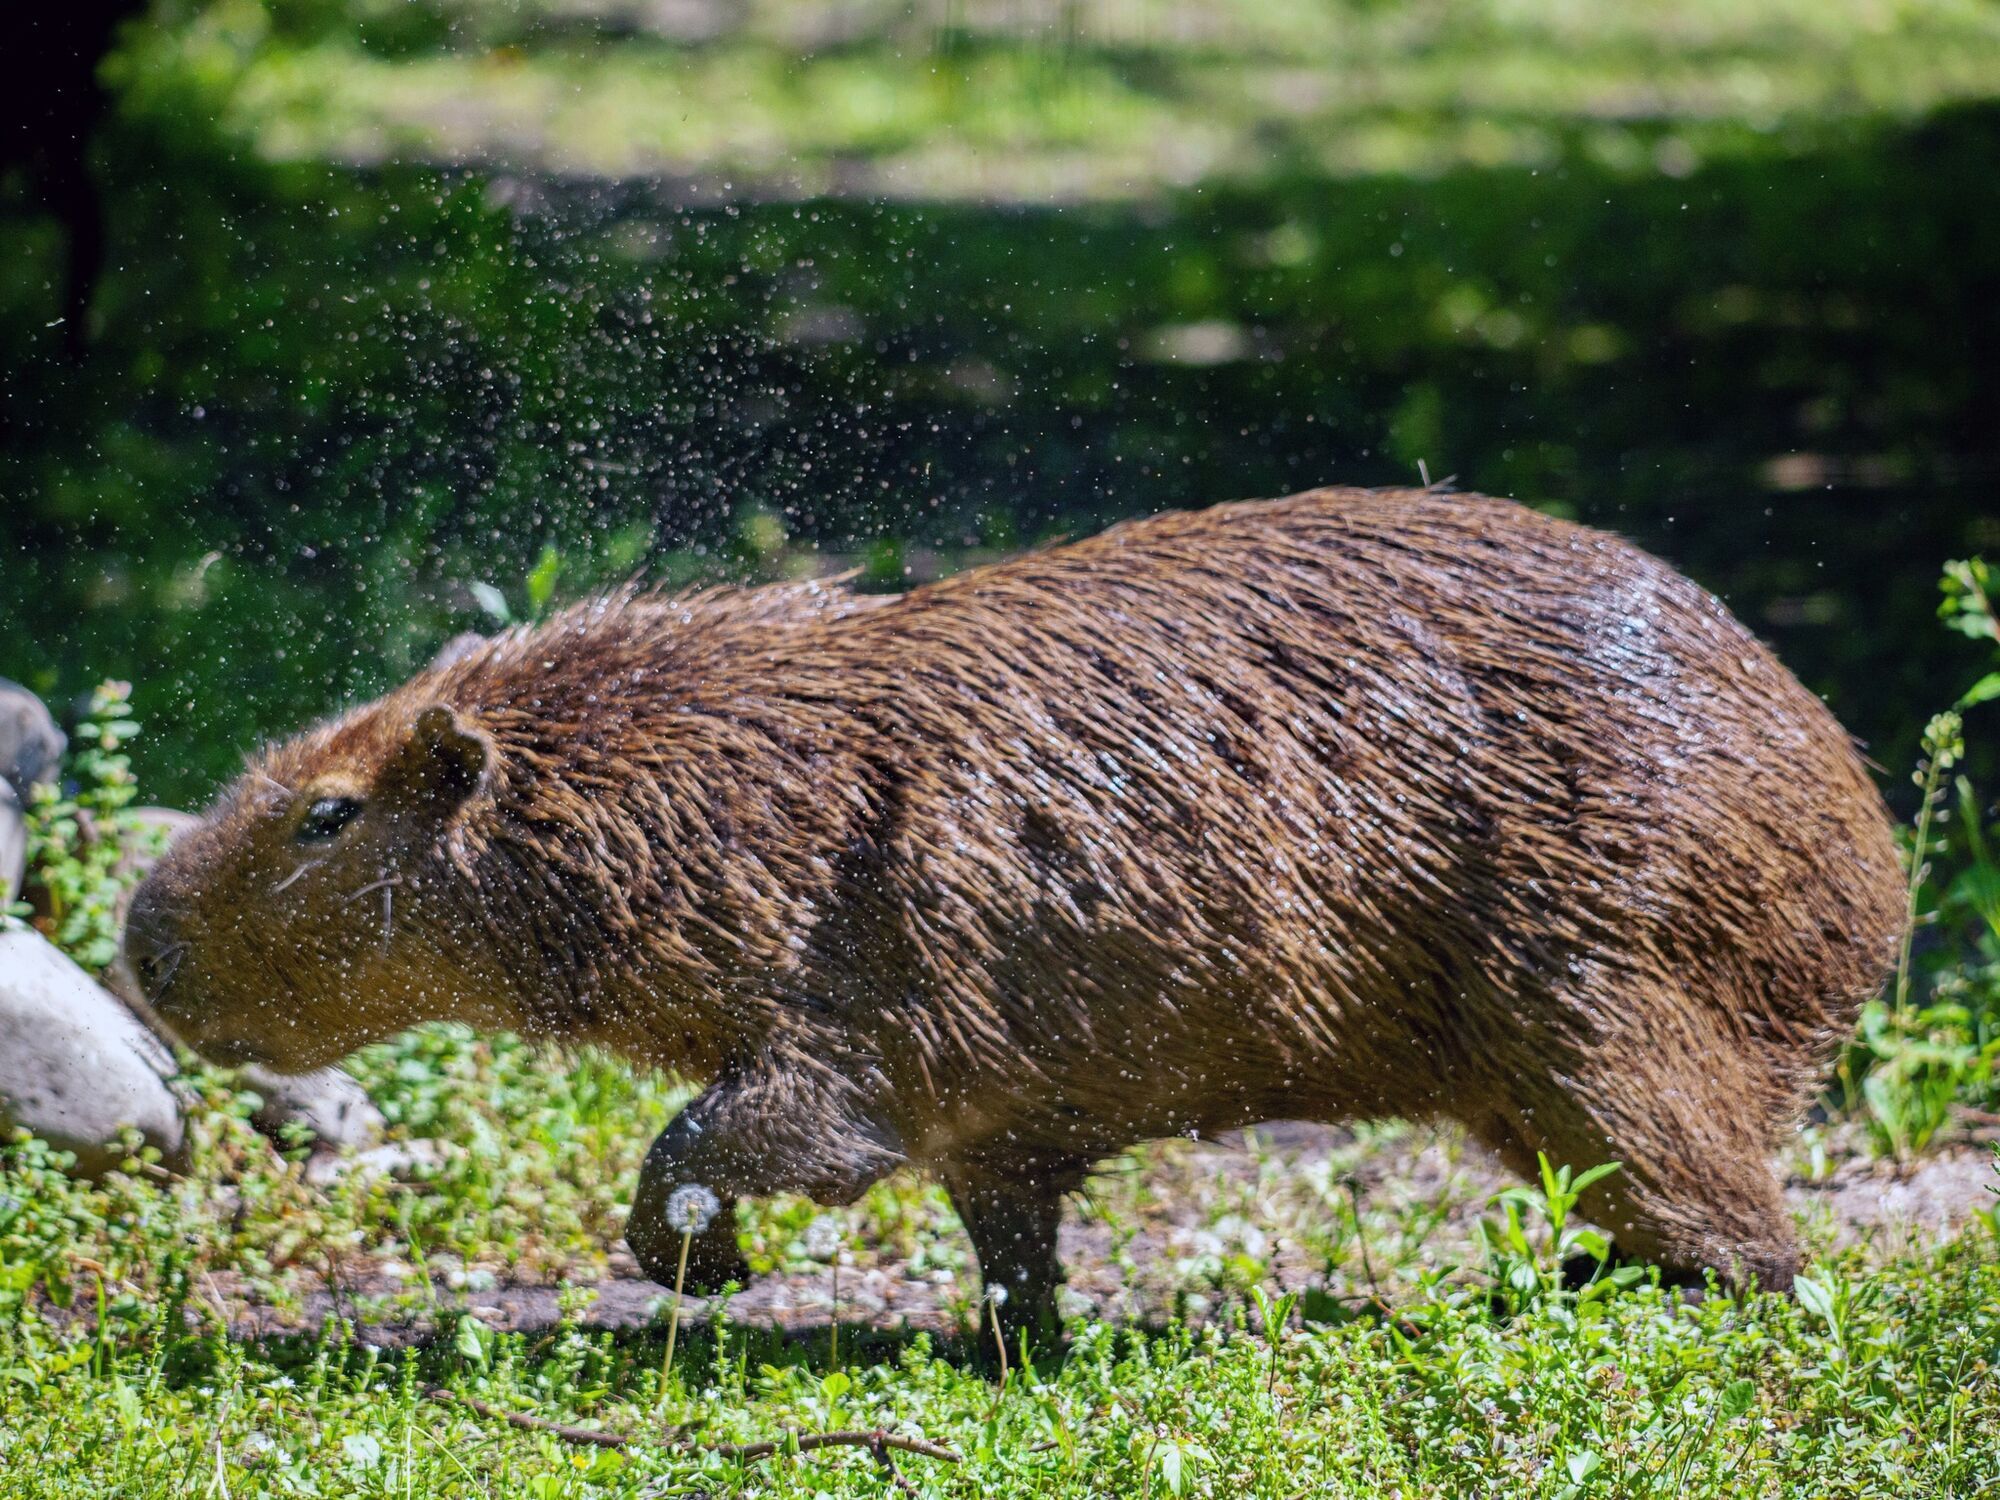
[122,883,185,1002]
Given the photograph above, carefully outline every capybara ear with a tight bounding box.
[378,705,488,814]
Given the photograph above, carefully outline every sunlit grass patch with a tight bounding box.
[125,0,2000,197]
[1,1195,1996,1496]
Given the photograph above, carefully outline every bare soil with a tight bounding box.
[200,1121,1996,1349]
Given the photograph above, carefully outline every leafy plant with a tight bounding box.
[468,544,563,628]
[1940,556,1999,707]
[1853,998,1994,1157]
[1247,1284,1298,1400]
[1845,561,2000,1154]
[5,683,164,973]
[1477,1153,1642,1313]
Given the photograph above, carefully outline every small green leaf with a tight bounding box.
[1569,1229,1611,1262]
[1959,671,2000,708]
[342,1433,383,1468]
[1720,1378,1756,1419]
[1794,1273,1836,1327]
[1569,1161,1622,1195]
[454,1313,493,1367]
[1566,1449,1601,1484]
[526,545,562,617]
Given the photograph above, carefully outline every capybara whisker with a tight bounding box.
[272,858,326,894]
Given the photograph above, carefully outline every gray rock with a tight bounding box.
[0,782,23,907]
[0,924,188,1175]
[0,680,65,802]
[104,942,387,1160]
[241,1064,383,1155]
[118,806,200,872]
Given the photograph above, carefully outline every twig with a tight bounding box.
[426,1388,961,1481]
[867,1432,919,1497]
[1338,1180,1425,1340]
[1343,1177,1385,1304]
[431,1390,627,1448]
[716,1430,958,1465]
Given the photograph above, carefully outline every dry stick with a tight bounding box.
[427,1388,958,1491]
[1343,1177,1384,1303]
[1344,1177,1423,1341]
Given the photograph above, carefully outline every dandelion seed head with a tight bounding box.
[665,1183,721,1234]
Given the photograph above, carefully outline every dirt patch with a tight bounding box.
[180,1123,1996,1348]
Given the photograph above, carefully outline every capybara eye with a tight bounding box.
[296,796,363,843]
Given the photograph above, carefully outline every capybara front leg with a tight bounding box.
[942,1156,1082,1353]
[627,1055,904,1294]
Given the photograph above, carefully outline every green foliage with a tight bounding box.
[470,544,565,627]
[0,1192,1992,1496]
[1845,564,2000,1156]
[12,38,2000,805]
[1853,999,1994,1158]
[5,683,164,973]
[1477,1154,1644,1314]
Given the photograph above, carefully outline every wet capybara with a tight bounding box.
[126,488,1906,1331]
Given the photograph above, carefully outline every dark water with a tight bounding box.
[4,105,1998,810]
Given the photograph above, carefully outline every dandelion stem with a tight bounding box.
[989,1295,1010,1388]
[661,1226,693,1398]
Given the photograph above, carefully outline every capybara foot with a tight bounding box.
[1560,1245,1708,1296]
[627,1210,750,1296]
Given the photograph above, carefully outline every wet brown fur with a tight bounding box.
[127,488,1906,1322]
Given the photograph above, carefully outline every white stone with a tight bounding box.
[0,924,188,1175]
[0,783,23,907]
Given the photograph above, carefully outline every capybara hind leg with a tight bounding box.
[941,1155,1083,1352]
[1471,1061,1799,1295]
[628,1053,904,1294]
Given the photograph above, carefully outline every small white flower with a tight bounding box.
[665,1183,720,1234]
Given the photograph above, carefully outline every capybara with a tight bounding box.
[125,488,1906,1331]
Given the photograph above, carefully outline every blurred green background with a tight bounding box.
[4,0,1999,807]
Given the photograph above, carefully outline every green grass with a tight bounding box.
[129,0,2000,198]
[0,1019,1996,1497]
[3,1245,1998,1497]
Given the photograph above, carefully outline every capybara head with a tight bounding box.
[125,581,876,1074]
[125,699,497,1071]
